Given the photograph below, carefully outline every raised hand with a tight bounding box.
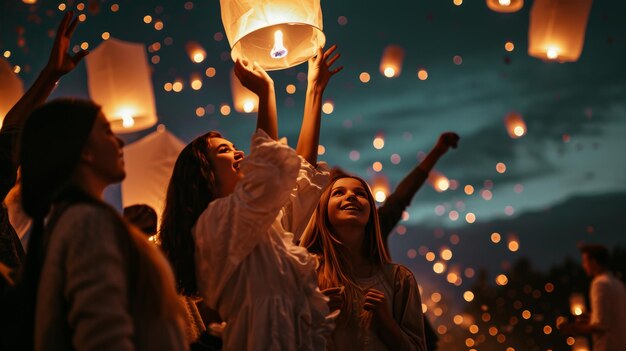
[307,45,343,93]
[46,11,89,78]
[363,288,393,322]
[435,132,460,153]
[234,59,274,96]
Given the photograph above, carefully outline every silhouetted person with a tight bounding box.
[562,244,626,351]
[124,204,158,237]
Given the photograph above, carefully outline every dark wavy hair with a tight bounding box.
[159,131,222,296]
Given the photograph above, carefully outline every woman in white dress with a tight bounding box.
[159,46,342,350]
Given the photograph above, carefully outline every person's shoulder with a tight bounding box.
[53,203,123,240]
[383,263,416,282]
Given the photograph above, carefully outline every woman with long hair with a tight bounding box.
[159,47,342,350]
[18,98,187,351]
[301,172,427,351]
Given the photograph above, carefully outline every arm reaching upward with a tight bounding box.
[296,45,343,166]
[2,11,88,133]
[233,59,278,140]
[379,132,460,243]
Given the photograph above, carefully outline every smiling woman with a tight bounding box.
[301,171,428,351]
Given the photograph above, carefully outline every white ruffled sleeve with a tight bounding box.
[279,158,330,243]
[193,129,301,305]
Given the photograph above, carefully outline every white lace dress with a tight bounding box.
[193,130,332,350]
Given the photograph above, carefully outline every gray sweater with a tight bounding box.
[35,203,187,351]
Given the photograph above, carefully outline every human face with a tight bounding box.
[81,112,126,185]
[327,178,371,231]
[208,137,244,196]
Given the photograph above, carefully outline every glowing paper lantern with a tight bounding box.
[121,127,185,226]
[220,0,325,71]
[0,58,24,129]
[528,0,593,62]
[573,337,590,351]
[379,45,405,78]
[486,0,523,13]
[569,293,586,316]
[230,69,259,113]
[86,38,158,133]
[504,112,526,138]
[428,170,450,193]
[371,175,390,203]
[185,41,207,63]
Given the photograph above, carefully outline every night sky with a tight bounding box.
[2,0,626,346]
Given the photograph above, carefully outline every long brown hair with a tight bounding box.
[301,171,390,321]
[159,131,222,296]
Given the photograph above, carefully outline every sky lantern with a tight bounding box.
[486,0,523,13]
[185,41,206,63]
[379,45,405,78]
[86,38,158,133]
[572,337,590,351]
[504,112,527,138]
[230,69,259,113]
[371,175,390,203]
[528,0,593,62]
[428,170,450,192]
[569,293,586,316]
[220,0,325,71]
[0,58,24,129]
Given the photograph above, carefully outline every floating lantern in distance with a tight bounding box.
[486,0,523,13]
[230,69,259,113]
[528,0,593,62]
[573,337,590,351]
[0,58,24,129]
[371,175,390,203]
[569,293,586,316]
[86,38,158,133]
[379,45,405,78]
[185,41,206,63]
[504,112,526,138]
[220,0,325,71]
[428,170,450,192]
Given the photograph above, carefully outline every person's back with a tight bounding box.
[589,272,626,351]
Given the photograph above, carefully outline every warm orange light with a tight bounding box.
[504,112,526,138]
[371,175,390,203]
[373,136,385,149]
[186,41,207,63]
[528,0,593,62]
[379,45,405,78]
[505,41,515,52]
[570,293,586,316]
[417,69,428,80]
[486,0,523,13]
[359,72,371,83]
[230,69,259,113]
[496,274,509,286]
[428,171,450,192]
[322,101,334,114]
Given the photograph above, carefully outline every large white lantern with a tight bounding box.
[220,0,325,71]
[85,38,158,133]
[486,0,524,13]
[528,0,593,62]
[0,58,24,128]
[230,69,259,113]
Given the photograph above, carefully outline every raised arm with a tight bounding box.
[295,45,343,166]
[233,59,277,140]
[1,11,87,200]
[1,11,88,133]
[379,132,459,242]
